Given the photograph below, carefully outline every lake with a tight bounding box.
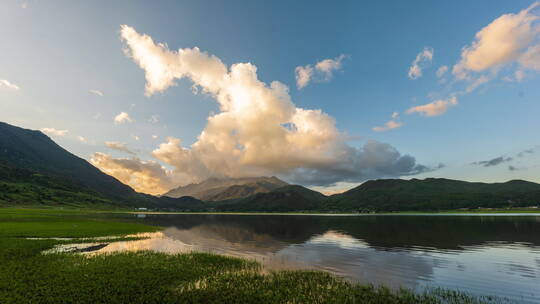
[107,214,540,303]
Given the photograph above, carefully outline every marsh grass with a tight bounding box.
[0,208,508,304]
[0,208,159,238]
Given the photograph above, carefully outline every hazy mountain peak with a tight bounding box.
[163,176,289,201]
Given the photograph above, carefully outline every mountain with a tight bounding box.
[323,178,540,212]
[212,185,327,212]
[0,122,202,209]
[163,176,288,201]
[0,159,118,208]
[0,122,138,201]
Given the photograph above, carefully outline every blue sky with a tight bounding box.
[1,0,539,194]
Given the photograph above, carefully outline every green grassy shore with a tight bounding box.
[0,208,506,304]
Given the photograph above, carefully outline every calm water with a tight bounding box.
[122,214,540,303]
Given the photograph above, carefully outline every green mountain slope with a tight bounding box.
[213,185,327,212]
[0,122,203,209]
[0,122,137,201]
[323,178,540,211]
[0,160,118,208]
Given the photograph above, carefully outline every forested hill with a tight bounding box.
[322,178,540,212]
[0,122,137,201]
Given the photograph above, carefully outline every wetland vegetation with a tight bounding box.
[0,208,505,304]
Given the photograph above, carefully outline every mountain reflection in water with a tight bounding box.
[96,214,540,303]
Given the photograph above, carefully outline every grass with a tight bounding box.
[0,208,507,304]
[0,208,159,238]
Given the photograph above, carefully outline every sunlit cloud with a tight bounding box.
[78,136,87,143]
[453,3,540,87]
[90,152,175,195]
[436,65,448,78]
[40,127,68,137]
[114,112,133,124]
[99,25,434,192]
[295,55,346,89]
[105,141,136,155]
[89,89,104,96]
[408,47,434,79]
[0,79,20,90]
[406,96,458,117]
[373,112,403,132]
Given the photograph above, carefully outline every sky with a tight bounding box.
[1,0,539,195]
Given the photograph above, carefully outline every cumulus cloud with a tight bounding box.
[373,112,403,132]
[90,152,175,195]
[453,3,540,86]
[0,79,20,90]
[98,25,435,192]
[114,112,133,124]
[295,55,345,89]
[408,47,434,79]
[105,141,136,155]
[406,96,458,117]
[78,136,87,143]
[472,156,513,167]
[89,89,104,96]
[40,128,68,137]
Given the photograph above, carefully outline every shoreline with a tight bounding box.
[128,210,540,216]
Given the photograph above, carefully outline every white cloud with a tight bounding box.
[295,55,346,89]
[466,75,490,93]
[40,128,68,137]
[114,112,133,124]
[519,42,540,70]
[408,47,434,79]
[436,65,448,78]
[406,96,458,117]
[106,25,433,191]
[452,3,540,86]
[105,141,135,155]
[132,135,140,141]
[315,55,346,75]
[295,65,313,89]
[148,114,160,124]
[78,136,87,143]
[90,152,175,195]
[0,79,20,90]
[152,135,159,139]
[373,112,403,132]
[89,89,104,96]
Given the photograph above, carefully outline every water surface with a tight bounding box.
[111,214,540,303]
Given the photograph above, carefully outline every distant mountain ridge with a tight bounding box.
[213,185,327,212]
[163,176,288,201]
[1,121,540,212]
[322,178,540,211]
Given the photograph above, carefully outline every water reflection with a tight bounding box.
[98,214,540,303]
